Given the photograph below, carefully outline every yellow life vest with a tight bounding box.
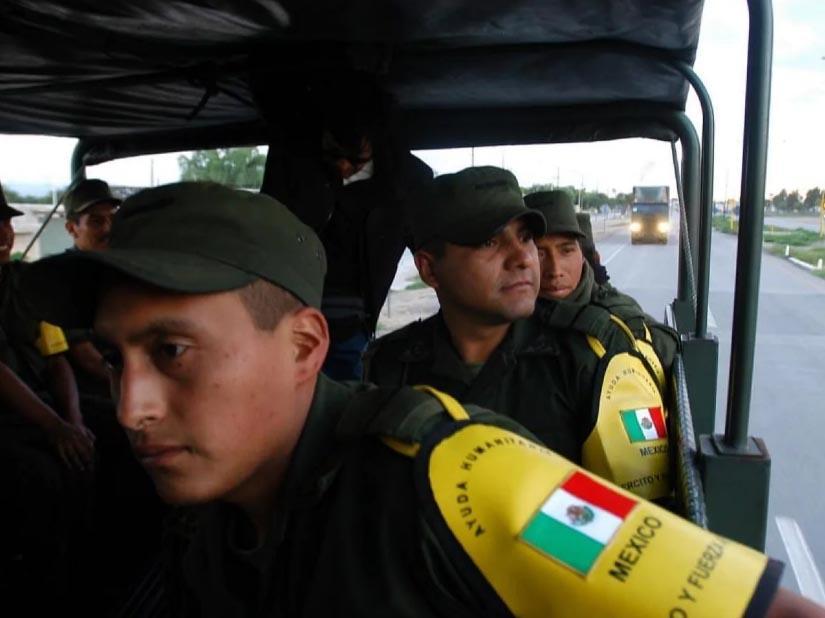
[581,315,671,500]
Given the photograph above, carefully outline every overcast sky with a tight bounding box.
[0,0,822,201]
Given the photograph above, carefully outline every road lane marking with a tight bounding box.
[776,516,825,604]
[602,244,626,265]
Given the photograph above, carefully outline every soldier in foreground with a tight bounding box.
[22,181,822,617]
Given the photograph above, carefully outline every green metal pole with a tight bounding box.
[724,0,773,449]
[667,114,700,317]
[675,63,715,339]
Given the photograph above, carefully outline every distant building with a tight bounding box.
[10,203,73,260]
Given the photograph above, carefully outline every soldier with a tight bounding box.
[20,181,817,617]
[261,75,432,380]
[365,167,673,500]
[0,183,94,470]
[526,189,678,381]
[62,179,120,387]
[63,178,120,252]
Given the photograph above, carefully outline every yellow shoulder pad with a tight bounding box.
[35,321,69,356]
[427,423,772,618]
[582,350,671,500]
[638,332,667,390]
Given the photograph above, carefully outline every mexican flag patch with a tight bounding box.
[520,471,637,575]
[620,407,667,442]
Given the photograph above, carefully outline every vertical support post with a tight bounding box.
[724,0,774,450]
[666,114,700,332]
[675,63,715,338]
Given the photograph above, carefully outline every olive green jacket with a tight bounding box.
[162,376,533,617]
[364,312,618,463]
[549,262,680,375]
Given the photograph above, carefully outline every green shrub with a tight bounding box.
[711,215,738,234]
[762,228,819,246]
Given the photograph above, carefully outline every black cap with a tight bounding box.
[0,181,24,219]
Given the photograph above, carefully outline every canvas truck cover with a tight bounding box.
[0,1,704,160]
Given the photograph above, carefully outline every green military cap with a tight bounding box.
[63,178,122,219]
[524,190,585,239]
[0,181,24,219]
[22,181,327,328]
[411,166,545,249]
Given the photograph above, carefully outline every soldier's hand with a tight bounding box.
[48,421,95,473]
[767,588,825,617]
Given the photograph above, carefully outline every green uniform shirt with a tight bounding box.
[163,375,534,617]
[364,312,606,463]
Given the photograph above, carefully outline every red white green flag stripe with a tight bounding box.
[520,472,637,574]
[620,406,667,442]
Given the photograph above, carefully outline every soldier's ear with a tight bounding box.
[65,219,79,239]
[289,307,329,384]
[414,250,439,291]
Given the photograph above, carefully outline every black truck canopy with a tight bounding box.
[0,0,704,162]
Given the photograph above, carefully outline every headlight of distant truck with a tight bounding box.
[657,221,670,233]
[630,222,642,233]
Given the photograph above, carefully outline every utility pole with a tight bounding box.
[578,174,584,210]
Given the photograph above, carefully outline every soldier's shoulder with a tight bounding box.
[341,384,539,454]
[534,298,617,346]
[592,282,644,313]
[368,316,436,359]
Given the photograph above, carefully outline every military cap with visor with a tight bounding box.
[63,178,122,219]
[411,166,545,249]
[22,182,327,328]
[524,190,585,239]
[0,180,24,219]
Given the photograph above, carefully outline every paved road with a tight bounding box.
[599,220,825,592]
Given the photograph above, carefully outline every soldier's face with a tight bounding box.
[66,202,116,251]
[94,280,312,508]
[535,234,585,300]
[422,219,539,325]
